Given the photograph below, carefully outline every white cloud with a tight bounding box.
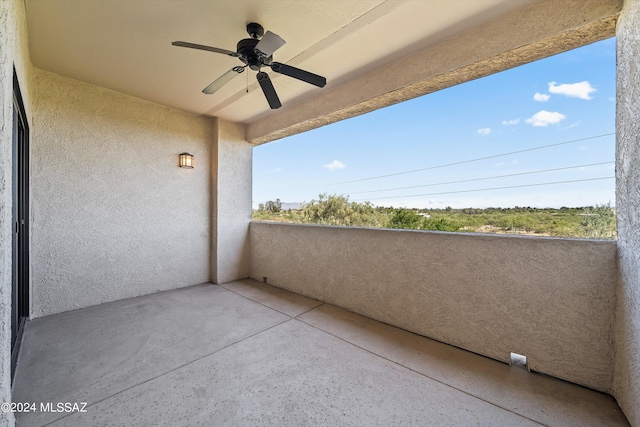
[477,128,491,136]
[525,110,566,127]
[502,118,520,126]
[322,159,346,171]
[548,81,596,100]
[533,92,550,102]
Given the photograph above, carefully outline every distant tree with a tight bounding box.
[265,199,282,213]
[300,193,383,227]
[258,203,265,211]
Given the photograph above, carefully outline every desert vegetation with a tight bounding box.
[253,193,616,239]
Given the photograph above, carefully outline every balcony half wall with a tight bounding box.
[249,221,617,393]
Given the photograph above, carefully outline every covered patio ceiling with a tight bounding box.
[25,0,535,125]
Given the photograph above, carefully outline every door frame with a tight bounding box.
[11,67,30,379]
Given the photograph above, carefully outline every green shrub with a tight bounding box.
[422,217,462,232]
[253,195,617,239]
[387,210,424,229]
[579,203,617,239]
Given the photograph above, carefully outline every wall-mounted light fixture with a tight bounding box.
[179,152,194,168]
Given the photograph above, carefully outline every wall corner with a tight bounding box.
[613,0,640,424]
[210,118,252,284]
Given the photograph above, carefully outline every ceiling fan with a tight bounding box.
[172,23,327,109]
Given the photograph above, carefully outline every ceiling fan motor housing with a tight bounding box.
[237,38,271,70]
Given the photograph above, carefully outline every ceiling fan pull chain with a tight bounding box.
[246,68,249,93]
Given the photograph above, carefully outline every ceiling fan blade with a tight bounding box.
[202,66,245,95]
[256,72,282,109]
[254,31,286,58]
[172,41,240,57]
[270,62,326,88]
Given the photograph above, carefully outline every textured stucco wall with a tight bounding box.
[250,222,617,392]
[0,0,32,424]
[211,119,251,284]
[0,3,12,419]
[31,69,212,317]
[614,0,640,424]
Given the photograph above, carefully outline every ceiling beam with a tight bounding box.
[246,0,620,145]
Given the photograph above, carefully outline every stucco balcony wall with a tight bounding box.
[249,221,618,393]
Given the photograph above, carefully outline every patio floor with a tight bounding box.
[12,279,629,426]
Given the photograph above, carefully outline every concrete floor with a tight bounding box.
[13,279,629,426]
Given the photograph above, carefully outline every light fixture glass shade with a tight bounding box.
[179,152,194,168]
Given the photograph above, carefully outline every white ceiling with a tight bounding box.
[25,0,534,124]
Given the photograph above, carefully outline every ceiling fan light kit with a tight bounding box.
[172,23,326,109]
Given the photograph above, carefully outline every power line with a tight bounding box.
[353,176,615,201]
[348,161,614,195]
[333,133,615,185]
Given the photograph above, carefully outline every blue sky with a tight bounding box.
[253,38,616,209]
